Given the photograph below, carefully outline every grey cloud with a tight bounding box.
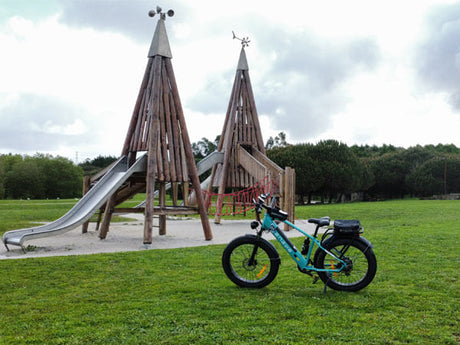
[57,0,191,43]
[61,1,382,143]
[0,94,97,152]
[187,71,234,115]
[258,31,380,141]
[414,2,460,110]
[188,24,381,142]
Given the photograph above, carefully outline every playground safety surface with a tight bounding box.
[0,215,316,260]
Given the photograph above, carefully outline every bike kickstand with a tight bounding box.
[323,275,332,294]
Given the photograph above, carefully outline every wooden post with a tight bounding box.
[215,70,243,224]
[81,175,91,233]
[283,167,295,231]
[172,182,178,206]
[159,182,166,235]
[143,55,162,244]
[95,209,103,231]
[99,196,115,239]
[243,70,265,154]
[183,183,189,207]
[165,58,212,240]
[122,59,154,156]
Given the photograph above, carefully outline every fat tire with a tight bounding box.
[222,235,280,288]
[314,237,377,292]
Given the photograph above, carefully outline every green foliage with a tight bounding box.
[406,156,460,196]
[79,155,118,176]
[265,132,288,150]
[424,143,460,154]
[269,140,367,203]
[314,140,363,196]
[4,158,46,199]
[41,156,83,198]
[269,143,322,204]
[192,136,220,161]
[268,140,460,201]
[0,154,83,200]
[350,144,401,158]
[0,200,458,344]
[366,152,409,198]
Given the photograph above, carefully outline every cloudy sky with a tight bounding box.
[1,0,460,162]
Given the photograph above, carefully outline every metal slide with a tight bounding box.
[2,154,147,251]
[196,151,224,176]
[134,150,224,208]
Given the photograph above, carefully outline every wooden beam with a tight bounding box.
[215,70,243,223]
[242,70,265,153]
[81,175,91,233]
[236,145,267,182]
[122,58,154,155]
[162,64,177,181]
[165,58,213,240]
[99,196,116,239]
[114,206,199,215]
[251,147,283,175]
[159,182,167,235]
[144,55,162,244]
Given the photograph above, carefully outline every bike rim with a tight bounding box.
[323,245,369,286]
[230,244,272,283]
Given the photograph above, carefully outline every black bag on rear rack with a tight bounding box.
[333,219,361,235]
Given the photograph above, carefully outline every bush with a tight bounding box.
[0,154,83,199]
[406,156,460,196]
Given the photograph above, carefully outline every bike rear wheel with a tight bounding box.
[314,238,377,291]
[222,235,280,288]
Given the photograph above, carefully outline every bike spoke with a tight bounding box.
[324,245,368,286]
[230,244,271,283]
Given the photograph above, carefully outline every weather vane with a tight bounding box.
[148,6,174,20]
[232,31,250,47]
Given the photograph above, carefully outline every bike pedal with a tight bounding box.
[312,276,319,284]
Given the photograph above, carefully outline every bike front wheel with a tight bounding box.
[314,238,377,292]
[222,235,280,288]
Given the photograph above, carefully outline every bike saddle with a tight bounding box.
[308,217,330,227]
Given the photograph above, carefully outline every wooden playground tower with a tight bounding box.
[206,35,296,228]
[83,7,212,243]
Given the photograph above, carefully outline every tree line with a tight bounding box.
[1,136,458,201]
[266,138,460,203]
[192,134,460,203]
[0,154,117,199]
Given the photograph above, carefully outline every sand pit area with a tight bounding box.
[1,215,316,260]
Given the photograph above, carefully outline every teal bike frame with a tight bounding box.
[261,212,347,274]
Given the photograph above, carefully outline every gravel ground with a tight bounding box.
[0,215,316,260]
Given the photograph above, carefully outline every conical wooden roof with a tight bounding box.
[214,47,265,188]
[121,18,190,183]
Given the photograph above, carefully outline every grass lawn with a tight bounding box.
[0,195,147,236]
[0,199,458,344]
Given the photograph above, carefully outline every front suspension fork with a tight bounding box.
[248,230,264,266]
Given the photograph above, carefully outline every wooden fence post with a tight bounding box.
[81,176,91,233]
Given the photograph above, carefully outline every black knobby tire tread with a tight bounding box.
[222,235,280,288]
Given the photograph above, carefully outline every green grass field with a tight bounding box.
[0,199,458,344]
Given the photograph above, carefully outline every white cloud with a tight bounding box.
[1,0,460,163]
[0,14,147,159]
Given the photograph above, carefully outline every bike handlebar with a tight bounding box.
[253,193,271,222]
[253,193,289,223]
